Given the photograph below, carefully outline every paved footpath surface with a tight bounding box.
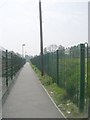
[2,62,64,118]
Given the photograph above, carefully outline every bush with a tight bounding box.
[41,75,53,86]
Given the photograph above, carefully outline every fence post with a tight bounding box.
[47,53,49,75]
[88,46,90,119]
[6,50,8,86]
[79,44,85,112]
[57,50,59,85]
[11,52,13,80]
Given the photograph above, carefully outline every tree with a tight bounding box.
[43,47,48,54]
[47,44,58,53]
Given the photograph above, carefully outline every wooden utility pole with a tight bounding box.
[39,0,44,76]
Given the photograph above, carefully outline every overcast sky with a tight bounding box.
[0,0,88,56]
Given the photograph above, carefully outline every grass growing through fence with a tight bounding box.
[88,58,90,98]
[31,63,87,118]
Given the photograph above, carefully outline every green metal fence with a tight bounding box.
[30,43,88,112]
[88,45,90,118]
[2,49,26,96]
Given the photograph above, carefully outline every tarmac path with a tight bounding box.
[2,62,65,118]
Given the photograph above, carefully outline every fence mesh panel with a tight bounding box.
[31,44,88,111]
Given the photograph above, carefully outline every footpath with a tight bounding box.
[2,62,64,118]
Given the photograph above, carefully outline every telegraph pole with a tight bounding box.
[39,0,44,76]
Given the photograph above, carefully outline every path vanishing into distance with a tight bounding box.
[2,62,65,118]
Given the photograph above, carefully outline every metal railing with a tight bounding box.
[30,43,89,113]
[2,49,26,96]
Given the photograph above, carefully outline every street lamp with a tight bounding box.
[22,44,25,57]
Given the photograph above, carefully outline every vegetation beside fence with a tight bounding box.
[31,64,87,118]
[30,43,89,115]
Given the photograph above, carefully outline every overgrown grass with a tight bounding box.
[31,63,87,118]
[88,58,90,97]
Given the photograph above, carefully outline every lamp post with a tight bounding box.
[22,44,25,57]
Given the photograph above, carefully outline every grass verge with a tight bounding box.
[31,63,87,118]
